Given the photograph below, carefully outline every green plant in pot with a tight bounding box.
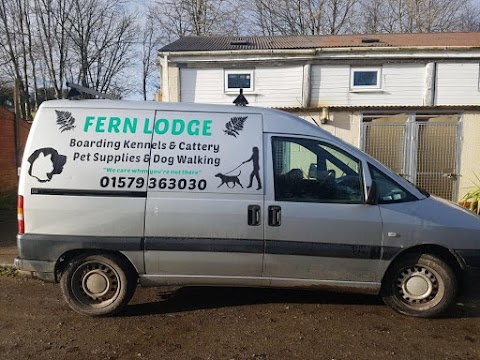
[459,174,480,214]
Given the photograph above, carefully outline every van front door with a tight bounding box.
[263,135,383,284]
[143,111,264,283]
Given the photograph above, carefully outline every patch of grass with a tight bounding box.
[0,267,17,276]
[0,191,17,211]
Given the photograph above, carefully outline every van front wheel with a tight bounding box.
[60,254,137,316]
[382,253,457,318]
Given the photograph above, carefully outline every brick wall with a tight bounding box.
[0,107,31,191]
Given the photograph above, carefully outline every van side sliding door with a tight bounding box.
[143,111,264,284]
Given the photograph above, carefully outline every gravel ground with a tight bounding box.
[0,271,479,360]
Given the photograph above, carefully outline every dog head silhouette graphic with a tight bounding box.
[27,148,67,182]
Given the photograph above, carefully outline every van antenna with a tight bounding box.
[66,82,119,100]
[295,98,320,128]
[233,89,249,106]
[310,116,321,128]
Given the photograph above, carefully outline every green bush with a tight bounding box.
[0,267,17,276]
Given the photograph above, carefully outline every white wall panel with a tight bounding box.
[180,66,303,107]
[436,63,480,105]
[180,62,480,108]
[180,68,224,103]
[311,64,426,107]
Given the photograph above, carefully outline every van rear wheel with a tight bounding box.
[382,253,457,318]
[60,254,137,316]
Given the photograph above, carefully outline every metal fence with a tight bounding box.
[362,113,460,201]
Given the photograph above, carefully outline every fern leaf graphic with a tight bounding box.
[224,116,247,137]
[55,110,76,132]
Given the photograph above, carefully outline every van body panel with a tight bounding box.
[262,203,383,282]
[144,250,263,277]
[19,106,153,238]
[139,274,381,295]
[23,196,146,237]
[380,196,480,250]
[144,195,264,276]
[139,274,268,288]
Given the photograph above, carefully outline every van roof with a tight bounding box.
[39,99,335,140]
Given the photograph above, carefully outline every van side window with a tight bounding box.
[272,137,363,203]
[369,165,416,204]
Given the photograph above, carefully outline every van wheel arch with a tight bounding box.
[383,245,464,286]
[55,249,138,282]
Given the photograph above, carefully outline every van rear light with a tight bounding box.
[17,195,24,234]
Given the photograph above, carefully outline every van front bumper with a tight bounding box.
[14,257,56,282]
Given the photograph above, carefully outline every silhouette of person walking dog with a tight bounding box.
[242,146,262,190]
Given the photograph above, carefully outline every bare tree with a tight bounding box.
[359,0,480,33]
[33,0,73,100]
[139,8,164,100]
[250,0,359,35]
[0,0,138,113]
[0,0,31,118]
[251,0,278,35]
[64,0,137,95]
[151,0,244,40]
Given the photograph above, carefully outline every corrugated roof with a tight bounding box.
[280,105,480,111]
[160,32,480,52]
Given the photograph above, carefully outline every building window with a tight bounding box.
[350,67,381,90]
[224,70,254,93]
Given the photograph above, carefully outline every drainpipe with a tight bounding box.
[302,64,311,108]
[161,53,170,102]
[424,62,437,107]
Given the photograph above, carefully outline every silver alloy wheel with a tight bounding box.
[396,265,443,306]
[70,261,121,308]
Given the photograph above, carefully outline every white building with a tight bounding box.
[158,32,480,201]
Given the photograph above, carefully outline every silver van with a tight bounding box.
[15,100,480,317]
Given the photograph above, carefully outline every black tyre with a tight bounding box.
[60,253,137,316]
[382,253,457,318]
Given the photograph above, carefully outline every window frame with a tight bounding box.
[350,67,382,91]
[369,165,417,204]
[271,136,365,204]
[224,69,254,93]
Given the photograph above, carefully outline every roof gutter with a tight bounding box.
[159,45,480,58]
[158,49,317,57]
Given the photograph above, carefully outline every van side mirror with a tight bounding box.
[366,182,377,205]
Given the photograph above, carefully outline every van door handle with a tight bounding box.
[268,205,281,227]
[248,205,261,226]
